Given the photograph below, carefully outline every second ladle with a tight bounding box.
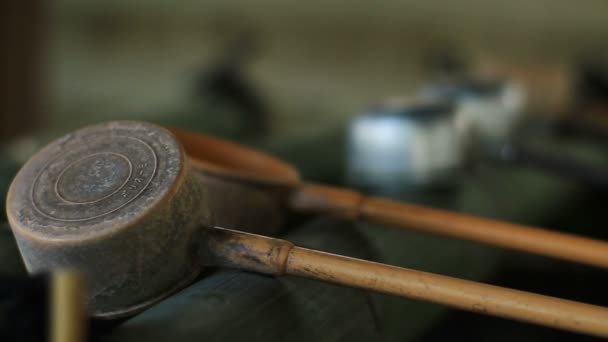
[171,127,608,269]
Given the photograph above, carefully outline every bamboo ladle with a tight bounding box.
[171,127,608,269]
[6,121,608,338]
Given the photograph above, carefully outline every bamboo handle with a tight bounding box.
[290,184,608,269]
[201,226,608,338]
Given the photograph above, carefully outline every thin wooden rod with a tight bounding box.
[290,184,608,269]
[202,226,608,338]
[288,248,608,337]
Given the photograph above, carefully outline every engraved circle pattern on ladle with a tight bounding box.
[54,152,133,205]
[31,136,158,222]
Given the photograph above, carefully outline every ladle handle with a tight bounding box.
[290,184,608,269]
[201,226,608,338]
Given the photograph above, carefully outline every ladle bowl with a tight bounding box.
[170,128,294,234]
[7,121,210,317]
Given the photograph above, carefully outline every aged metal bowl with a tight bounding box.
[7,121,210,318]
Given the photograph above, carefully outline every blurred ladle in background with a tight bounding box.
[7,121,608,338]
[419,46,608,187]
[422,78,608,189]
[346,98,462,192]
[170,127,608,269]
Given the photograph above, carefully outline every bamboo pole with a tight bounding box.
[202,226,608,339]
[290,184,608,269]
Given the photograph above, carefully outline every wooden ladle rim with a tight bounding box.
[168,128,301,188]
